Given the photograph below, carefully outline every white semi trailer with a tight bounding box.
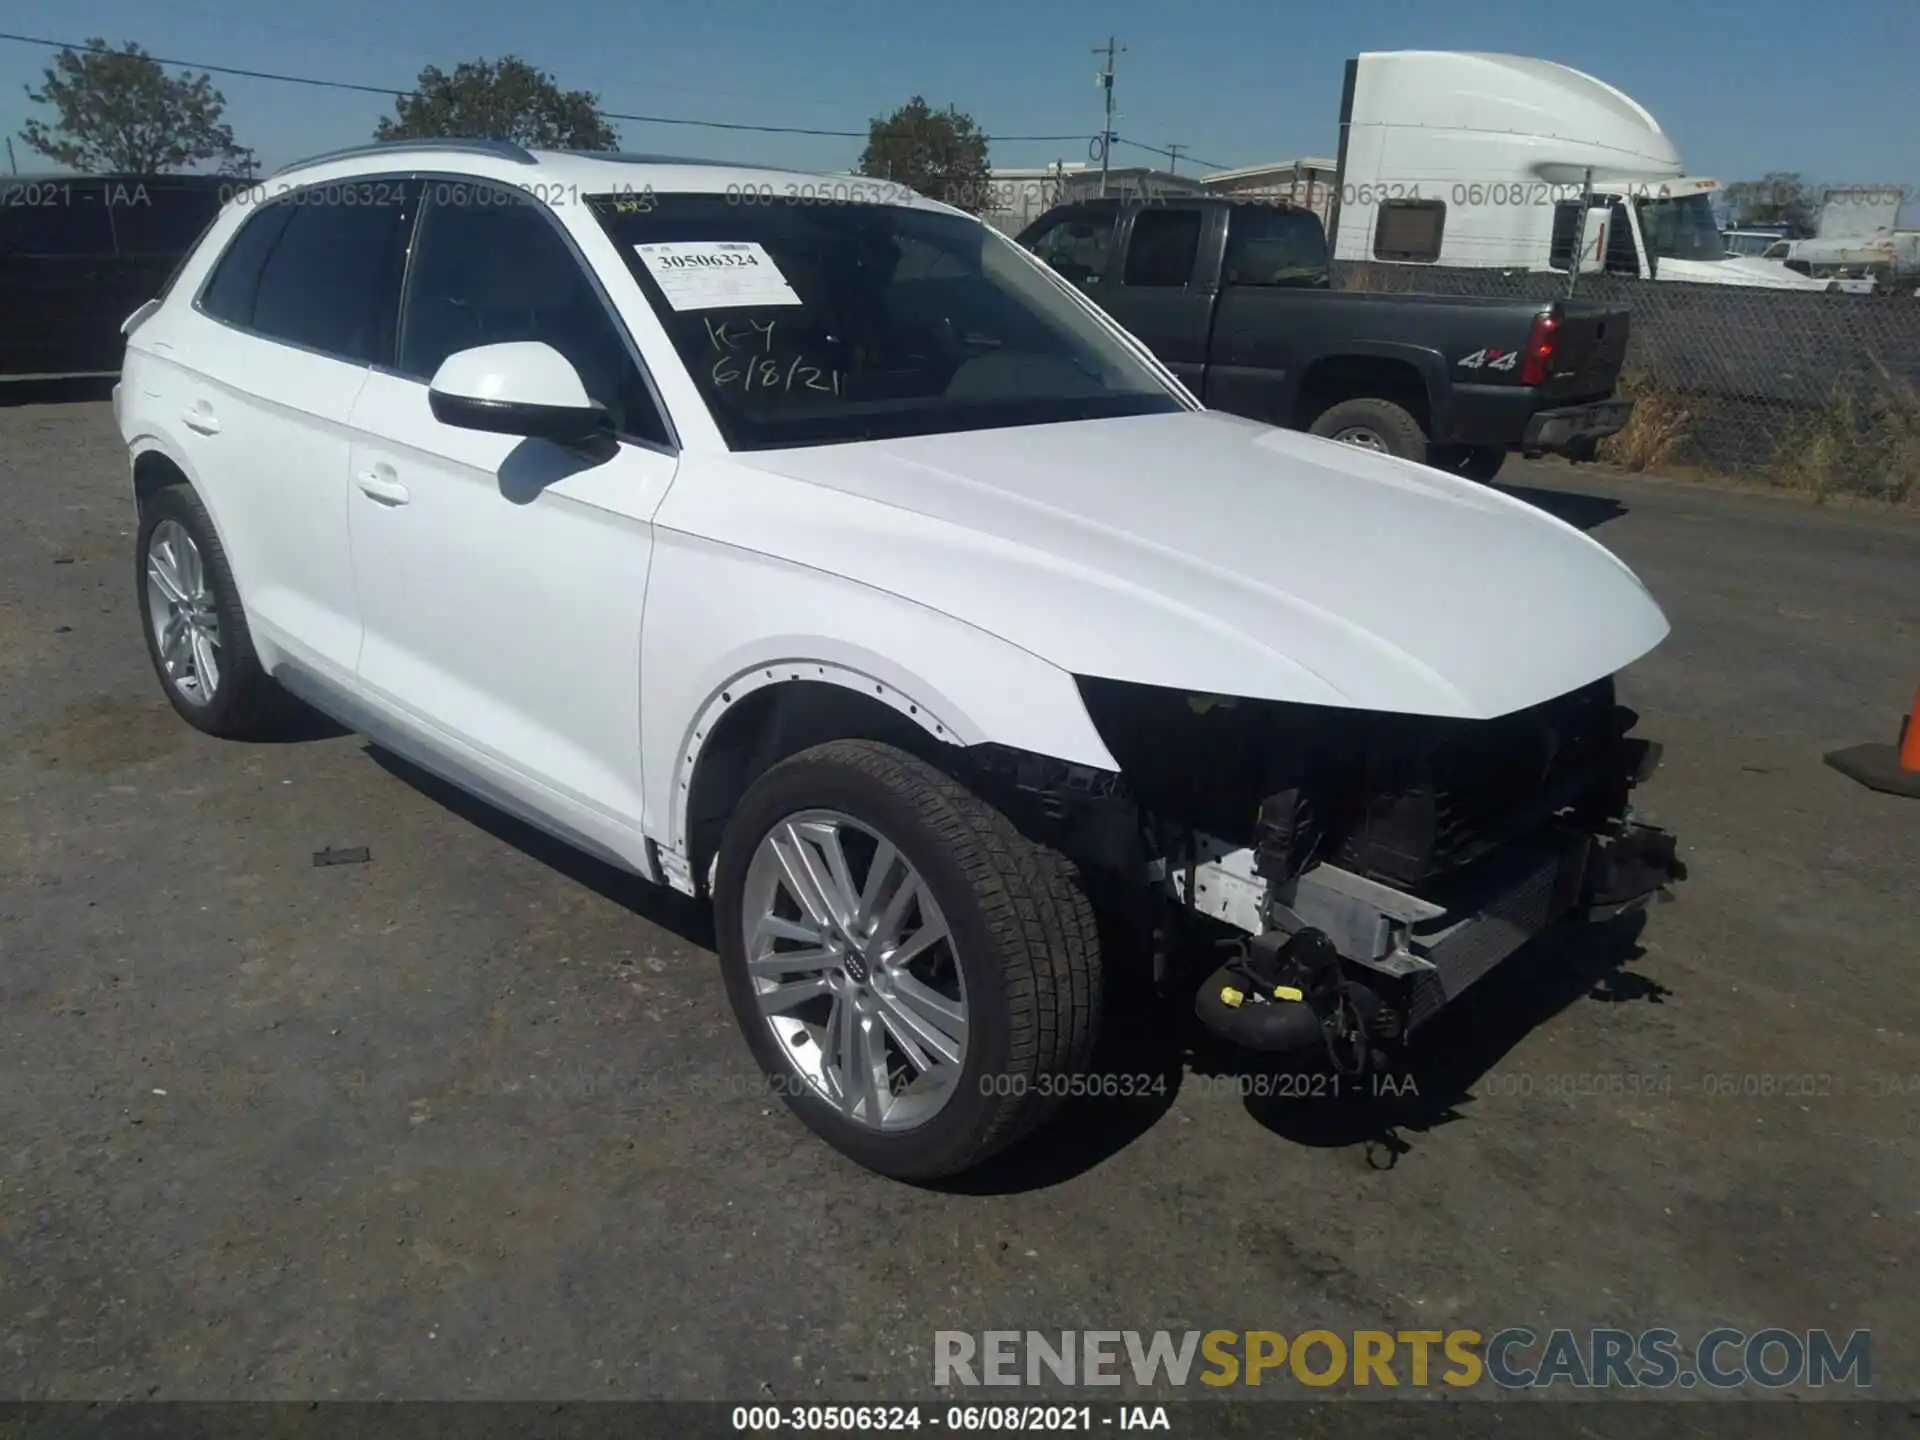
[1328,51,1834,291]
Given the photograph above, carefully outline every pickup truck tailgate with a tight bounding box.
[1542,303,1631,399]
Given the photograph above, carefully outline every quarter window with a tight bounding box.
[197,204,295,327]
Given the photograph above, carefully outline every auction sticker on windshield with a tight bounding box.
[634,241,803,311]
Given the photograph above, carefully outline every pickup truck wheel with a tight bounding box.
[713,739,1101,1180]
[1430,444,1507,483]
[1308,397,1429,463]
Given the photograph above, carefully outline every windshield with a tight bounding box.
[1634,193,1728,263]
[589,193,1182,450]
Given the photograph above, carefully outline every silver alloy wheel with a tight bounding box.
[146,519,222,706]
[1332,425,1389,452]
[741,809,968,1131]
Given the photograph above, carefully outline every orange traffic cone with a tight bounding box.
[1825,684,1920,798]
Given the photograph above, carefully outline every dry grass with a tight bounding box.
[1598,370,1696,473]
[1765,386,1920,506]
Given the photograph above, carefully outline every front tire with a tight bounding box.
[1308,396,1430,463]
[713,740,1101,1180]
[136,483,293,739]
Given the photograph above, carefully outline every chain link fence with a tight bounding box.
[1333,261,1920,502]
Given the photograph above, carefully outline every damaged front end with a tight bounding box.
[1072,674,1686,1067]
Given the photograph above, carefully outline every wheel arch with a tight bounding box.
[675,667,957,894]
[130,435,197,509]
[1291,345,1443,434]
[128,435,248,583]
[660,649,1120,898]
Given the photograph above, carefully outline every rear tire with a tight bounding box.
[713,739,1101,1180]
[1430,444,1507,483]
[1308,397,1429,463]
[136,483,295,739]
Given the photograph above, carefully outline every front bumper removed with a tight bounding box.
[1183,820,1685,1057]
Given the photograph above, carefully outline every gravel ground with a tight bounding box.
[2,392,1916,1412]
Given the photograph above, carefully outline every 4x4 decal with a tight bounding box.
[1459,347,1518,372]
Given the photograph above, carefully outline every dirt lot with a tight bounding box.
[2,392,1916,1411]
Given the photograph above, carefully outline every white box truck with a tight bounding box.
[1328,51,1833,291]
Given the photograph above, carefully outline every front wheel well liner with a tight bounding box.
[680,678,957,889]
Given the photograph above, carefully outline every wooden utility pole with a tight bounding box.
[1093,36,1123,197]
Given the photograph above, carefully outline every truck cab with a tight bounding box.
[1331,52,1832,291]
[1544,180,1832,290]
[1019,194,1634,481]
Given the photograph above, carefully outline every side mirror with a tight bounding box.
[427,341,609,446]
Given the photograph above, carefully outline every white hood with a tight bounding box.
[1658,254,1831,290]
[701,410,1670,720]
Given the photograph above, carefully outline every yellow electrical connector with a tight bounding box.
[1219,986,1245,1008]
[1272,985,1304,1002]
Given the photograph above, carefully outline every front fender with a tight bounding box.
[639,528,1120,854]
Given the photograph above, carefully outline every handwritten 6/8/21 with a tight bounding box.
[705,316,842,398]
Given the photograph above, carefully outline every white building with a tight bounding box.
[978,163,1091,235]
[1198,158,1339,228]
[979,157,1341,236]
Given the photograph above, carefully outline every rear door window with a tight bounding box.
[1025,210,1115,285]
[201,181,412,365]
[1122,208,1203,288]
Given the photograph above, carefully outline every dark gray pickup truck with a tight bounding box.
[1016,195,1633,482]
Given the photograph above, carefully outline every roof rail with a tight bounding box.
[270,138,539,178]
[547,149,817,177]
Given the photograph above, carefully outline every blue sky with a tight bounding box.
[3,0,1914,199]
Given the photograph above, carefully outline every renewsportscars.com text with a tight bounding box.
[933,1327,1871,1390]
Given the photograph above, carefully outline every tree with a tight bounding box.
[20,38,255,175]
[1724,172,1819,237]
[857,97,991,213]
[377,57,619,151]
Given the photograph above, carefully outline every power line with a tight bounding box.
[1114,135,1231,173]
[0,32,1098,144]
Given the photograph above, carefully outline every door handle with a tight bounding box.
[356,469,411,506]
[181,404,220,435]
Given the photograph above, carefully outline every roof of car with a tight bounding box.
[266,141,956,213]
